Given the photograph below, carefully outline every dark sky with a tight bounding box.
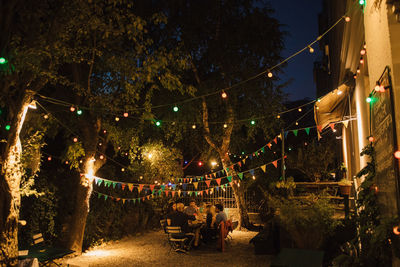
[269,0,322,101]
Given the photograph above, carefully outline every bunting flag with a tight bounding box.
[261,147,265,153]
[165,190,169,196]
[146,195,150,200]
[226,167,230,173]
[199,191,203,196]
[216,178,221,186]
[284,131,289,138]
[97,193,102,198]
[112,182,117,189]
[178,191,182,197]
[273,137,278,144]
[243,158,246,165]
[249,155,253,160]
[139,184,144,192]
[193,182,199,189]
[205,180,211,188]
[329,123,335,131]
[305,128,310,135]
[122,199,126,204]
[343,120,349,128]
[149,184,155,191]
[128,184,134,192]
[293,130,298,136]
[278,133,282,140]
[104,195,108,200]
[212,173,216,178]
[238,161,242,167]
[267,143,272,149]
[261,164,266,173]
[249,169,255,176]
[121,184,126,191]
[317,125,322,132]
[227,176,232,182]
[182,183,187,190]
[238,173,244,180]
[272,160,278,168]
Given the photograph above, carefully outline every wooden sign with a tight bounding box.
[371,66,400,216]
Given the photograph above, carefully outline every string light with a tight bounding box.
[73,137,78,142]
[103,130,107,134]
[252,175,256,180]
[337,90,343,95]
[173,106,179,112]
[277,115,280,119]
[366,97,373,103]
[360,49,366,55]
[47,156,52,161]
[123,112,129,117]
[250,120,256,125]
[221,91,227,99]
[0,57,7,64]
[295,122,299,125]
[5,125,10,131]
[70,106,75,112]
[43,114,49,119]
[121,168,125,172]
[308,46,314,53]
[345,16,351,22]
[368,136,375,142]
[155,121,161,127]
[356,68,361,74]
[100,155,104,160]
[359,0,365,5]
[267,72,273,78]
[223,123,228,128]
[298,108,302,112]
[198,161,203,167]
[192,124,196,129]
[394,151,400,159]
[115,117,120,121]
[360,57,364,64]
[77,109,83,115]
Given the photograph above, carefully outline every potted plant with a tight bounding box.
[338,178,352,195]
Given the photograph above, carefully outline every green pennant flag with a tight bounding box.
[104,195,108,200]
[227,176,232,182]
[305,128,310,135]
[293,130,298,136]
[97,179,103,186]
[238,173,244,180]
[138,198,141,203]
[112,182,117,189]
[261,147,265,153]
[98,193,102,199]
[226,167,229,173]
[161,185,166,190]
[133,199,136,204]
[195,192,198,196]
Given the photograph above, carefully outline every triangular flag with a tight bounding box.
[226,167,230,173]
[267,143,272,149]
[317,125,322,132]
[133,199,136,204]
[147,195,150,200]
[165,190,169,196]
[112,182,117,189]
[161,185,166,190]
[238,173,244,180]
[278,133,282,140]
[195,191,198,196]
[249,169,255,176]
[205,180,211,188]
[284,131,289,138]
[97,193,102,198]
[150,184,155,191]
[216,187,220,192]
[216,178,221,186]
[261,147,265,153]
[329,123,335,131]
[227,176,232,182]
[104,195,108,200]
[261,165,266,172]
[139,184,144,192]
[121,184,126,191]
[178,191,182,197]
[243,158,246,164]
[293,130,298,136]
[128,184,134,192]
[204,190,208,195]
[182,183,187,190]
[172,191,175,197]
[193,182,199,189]
[272,160,278,168]
[343,120,349,128]
[273,137,278,144]
[122,199,126,204]
[305,128,310,135]
[238,161,242,167]
[199,191,203,196]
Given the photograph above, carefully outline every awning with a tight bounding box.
[314,84,353,130]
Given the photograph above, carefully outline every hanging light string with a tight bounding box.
[33,3,356,114]
[36,93,317,125]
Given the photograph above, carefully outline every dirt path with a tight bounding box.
[64,230,272,267]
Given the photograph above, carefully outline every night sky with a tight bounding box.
[269,0,322,101]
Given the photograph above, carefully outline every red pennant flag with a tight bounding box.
[216,178,221,186]
[147,195,150,200]
[238,161,242,167]
[142,197,145,201]
[272,160,278,168]
[205,180,211,188]
[172,191,175,197]
[329,123,335,131]
[284,155,287,159]
[165,190,169,196]
[204,190,208,195]
[317,125,322,132]
[150,184,155,191]
[121,184,126,191]
[139,184,144,192]
[199,191,203,196]
[273,137,278,144]
[267,143,272,149]
[229,182,233,186]
[116,198,120,201]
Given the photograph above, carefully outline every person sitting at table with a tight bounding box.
[167,203,196,250]
[165,202,177,222]
[184,199,198,216]
[215,203,227,225]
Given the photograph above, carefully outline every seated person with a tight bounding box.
[215,203,227,225]
[167,202,196,248]
[166,202,177,219]
[200,204,218,243]
[184,199,198,217]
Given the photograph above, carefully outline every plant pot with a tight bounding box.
[339,185,351,195]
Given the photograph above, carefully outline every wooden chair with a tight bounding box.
[160,219,167,233]
[165,226,192,253]
[218,220,234,252]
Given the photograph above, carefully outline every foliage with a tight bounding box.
[272,194,341,249]
[270,177,296,197]
[332,143,398,266]
[63,142,85,170]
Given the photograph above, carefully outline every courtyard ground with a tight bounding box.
[63,230,272,267]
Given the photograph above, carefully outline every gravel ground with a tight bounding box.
[63,230,272,267]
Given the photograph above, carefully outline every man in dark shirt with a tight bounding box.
[167,202,195,233]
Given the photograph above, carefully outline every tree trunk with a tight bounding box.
[0,93,32,266]
[63,118,105,254]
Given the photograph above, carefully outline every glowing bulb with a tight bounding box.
[295,122,299,125]
[333,129,337,132]
[309,46,314,53]
[100,155,104,160]
[317,99,321,102]
[43,114,49,119]
[359,0,365,5]
[366,97,372,103]
[345,16,351,22]
[155,121,161,127]
[148,153,153,159]
[77,109,83,115]
[70,106,75,112]
[115,117,120,121]
[316,107,320,110]
[47,156,52,161]
[65,161,69,164]
[123,112,129,117]
[198,161,203,167]
[73,137,78,142]
[267,72,273,78]
[375,84,381,92]
[252,176,256,180]
[0,57,6,64]
[173,106,179,112]
[221,92,227,98]
[277,115,280,119]
[337,90,343,95]
[5,125,10,131]
[394,151,400,159]
[360,58,364,64]
[211,161,217,167]
[356,68,360,74]
[368,136,375,142]
[250,120,256,125]
[192,124,196,129]
[99,143,102,146]
[298,108,302,112]
[360,49,366,55]
[103,130,107,134]
[223,124,228,128]
[121,168,125,172]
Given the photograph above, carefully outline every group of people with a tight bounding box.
[165,199,228,249]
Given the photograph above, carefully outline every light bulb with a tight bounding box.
[73,137,78,142]
[123,112,129,117]
[277,114,280,119]
[221,92,227,98]
[173,106,179,112]
[360,58,364,64]
[267,72,273,78]
[70,106,76,112]
[192,124,196,129]
[345,16,351,22]
[360,49,366,55]
[395,150,400,159]
[295,122,299,125]
[115,117,120,121]
[77,109,83,115]
[309,46,314,53]
[223,124,228,128]
[250,120,256,125]
[298,108,302,112]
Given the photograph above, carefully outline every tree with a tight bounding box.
[145,0,286,228]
